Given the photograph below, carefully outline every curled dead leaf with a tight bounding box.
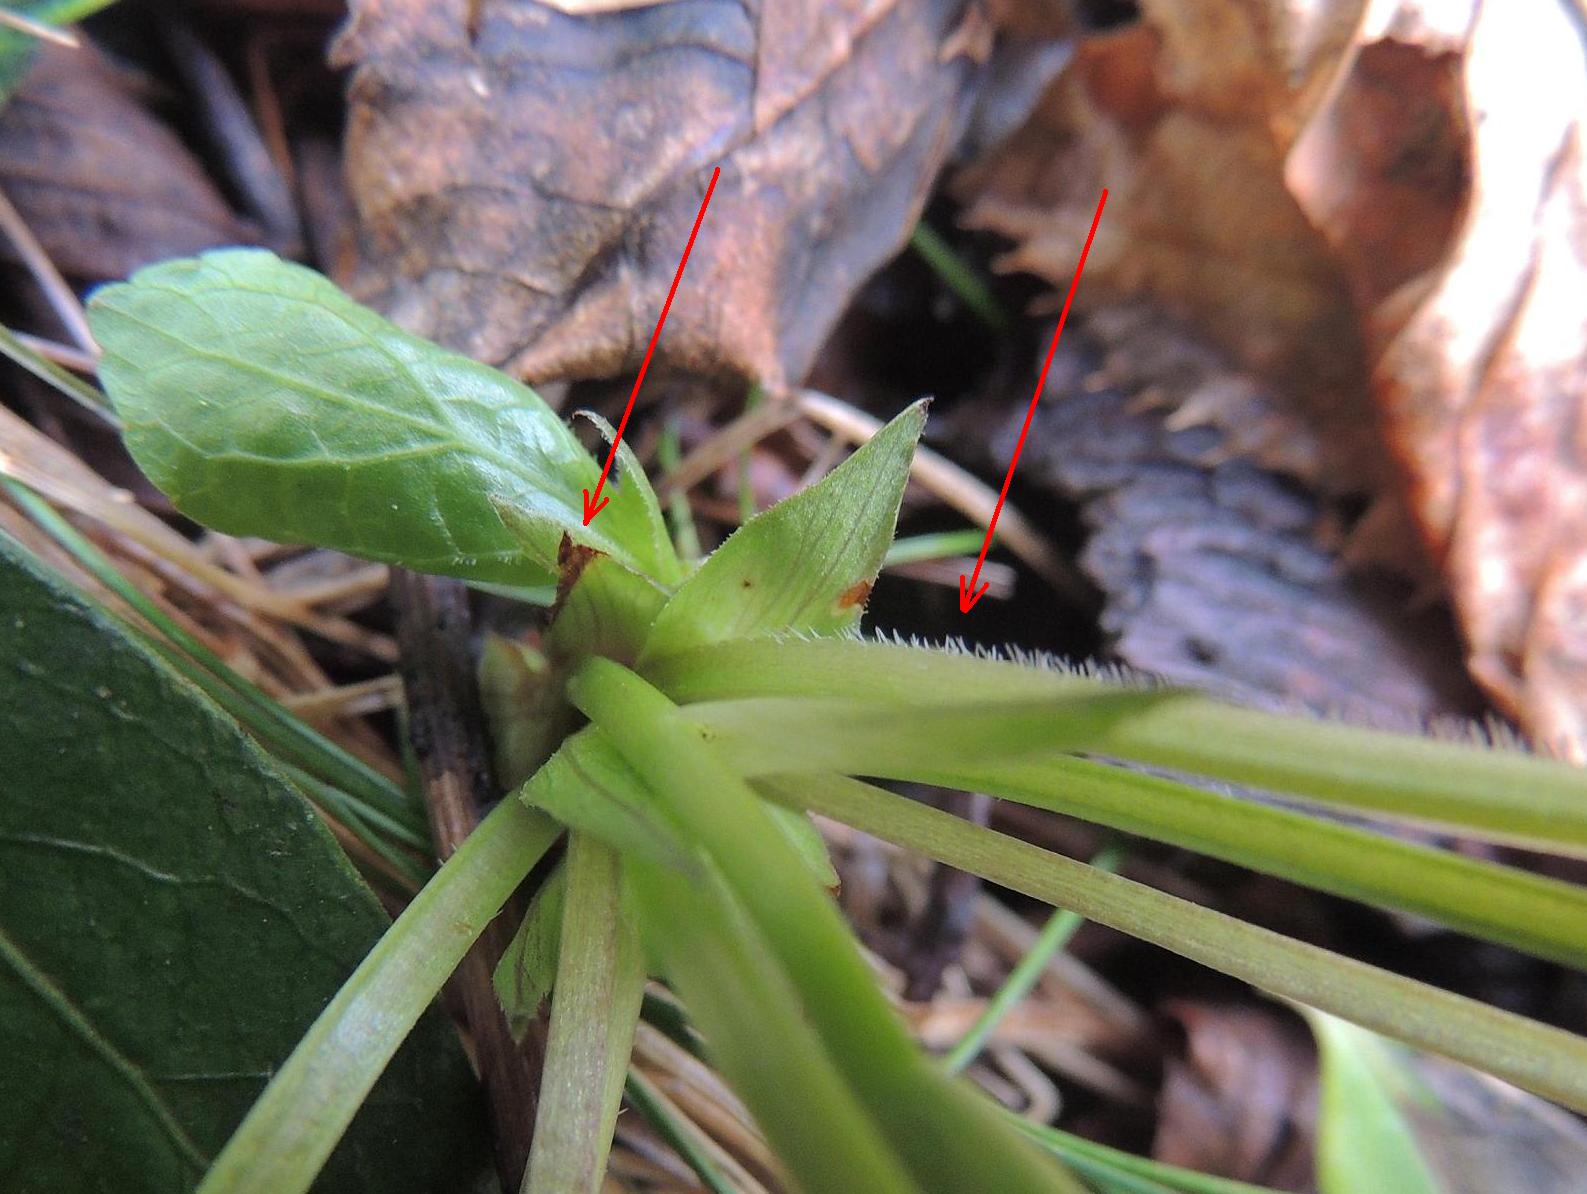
[334,0,983,387]
[961,0,1587,758]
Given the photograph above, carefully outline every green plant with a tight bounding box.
[30,245,1587,1192]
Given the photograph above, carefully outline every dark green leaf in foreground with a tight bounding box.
[88,249,675,587]
[0,533,483,1193]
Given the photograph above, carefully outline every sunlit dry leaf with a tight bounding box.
[334,0,982,387]
[0,44,256,280]
[1290,0,1587,760]
[962,0,1587,757]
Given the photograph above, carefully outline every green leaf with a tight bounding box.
[492,861,566,1039]
[524,832,645,1194]
[0,531,485,1194]
[87,249,673,587]
[763,771,1587,1115]
[1302,1011,1444,1194]
[519,727,698,876]
[639,401,926,662]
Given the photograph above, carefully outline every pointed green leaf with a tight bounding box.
[639,401,926,661]
[87,249,673,586]
[1302,1011,1444,1194]
[574,411,682,587]
[492,862,567,1039]
[0,531,486,1194]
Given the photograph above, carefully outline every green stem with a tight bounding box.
[197,800,560,1194]
[567,658,1082,1194]
[941,843,1124,1076]
[759,772,1587,1114]
[644,637,1587,856]
[909,224,1013,334]
[627,851,923,1194]
[524,832,645,1194]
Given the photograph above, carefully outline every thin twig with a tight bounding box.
[0,7,79,47]
[0,185,94,351]
[390,571,543,1192]
[14,331,98,374]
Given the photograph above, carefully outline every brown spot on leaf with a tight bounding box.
[551,533,602,618]
[837,579,873,609]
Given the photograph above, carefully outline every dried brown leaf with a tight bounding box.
[333,0,981,386]
[958,2,1385,492]
[961,0,1587,758]
[0,44,256,280]
[1154,1001,1316,1190]
[1291,0,1587,760]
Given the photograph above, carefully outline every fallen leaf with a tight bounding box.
[960,0,1587,758]
[1290,0,1587,760]
[333,0,982,387]
[0,43,256,280]
[958,3,1386,493]
[1154,1001,1316,1190]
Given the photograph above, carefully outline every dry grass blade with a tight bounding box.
[0,184,94,350]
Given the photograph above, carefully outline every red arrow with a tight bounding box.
[960,188,1108,614]
[583,166,722,525]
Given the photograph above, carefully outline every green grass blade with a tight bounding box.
[757,772,1587,1114]
[695,698,1587,970]
[196,800,560,1194]
[524,832,645,1194]
[909,223,1013,334]
[942,843,1124,1075]
[644,636,1587,855]
[623,1070,740,1194]
[568,657,1084,1194]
